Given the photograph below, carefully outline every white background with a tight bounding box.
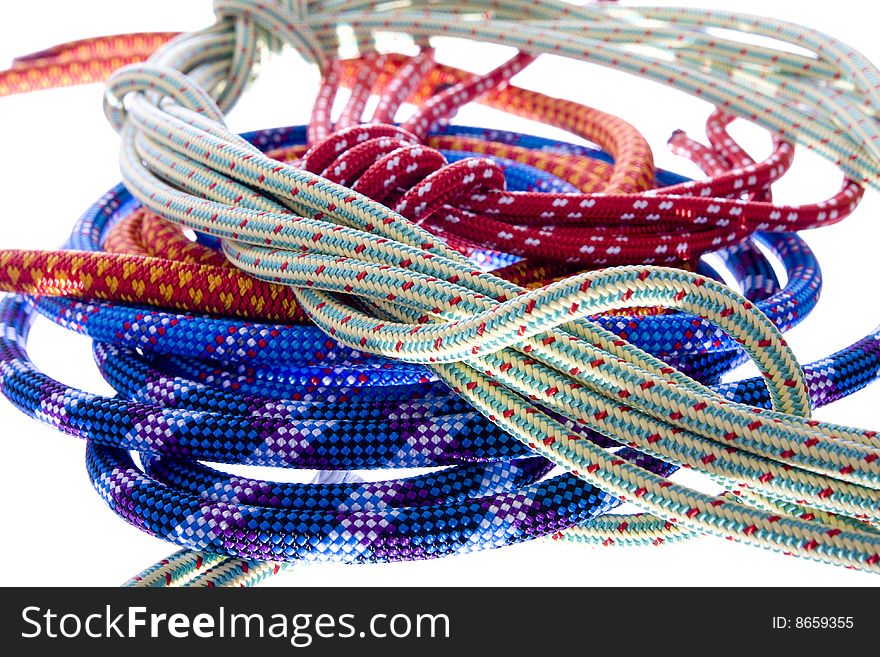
[0,1,878,586]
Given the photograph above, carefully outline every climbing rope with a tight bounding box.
[1,1,880,585]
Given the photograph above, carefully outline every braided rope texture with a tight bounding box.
[2,1,880,585]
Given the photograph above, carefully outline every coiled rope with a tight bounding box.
[2,1,880,585]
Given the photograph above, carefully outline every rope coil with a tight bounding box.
[2,1,880,584]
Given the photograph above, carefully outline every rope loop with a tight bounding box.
[104,63,225,132]
[301,123,508,224]
[213,0,329,72]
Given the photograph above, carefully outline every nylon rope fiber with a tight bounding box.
[1,1,880,586]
